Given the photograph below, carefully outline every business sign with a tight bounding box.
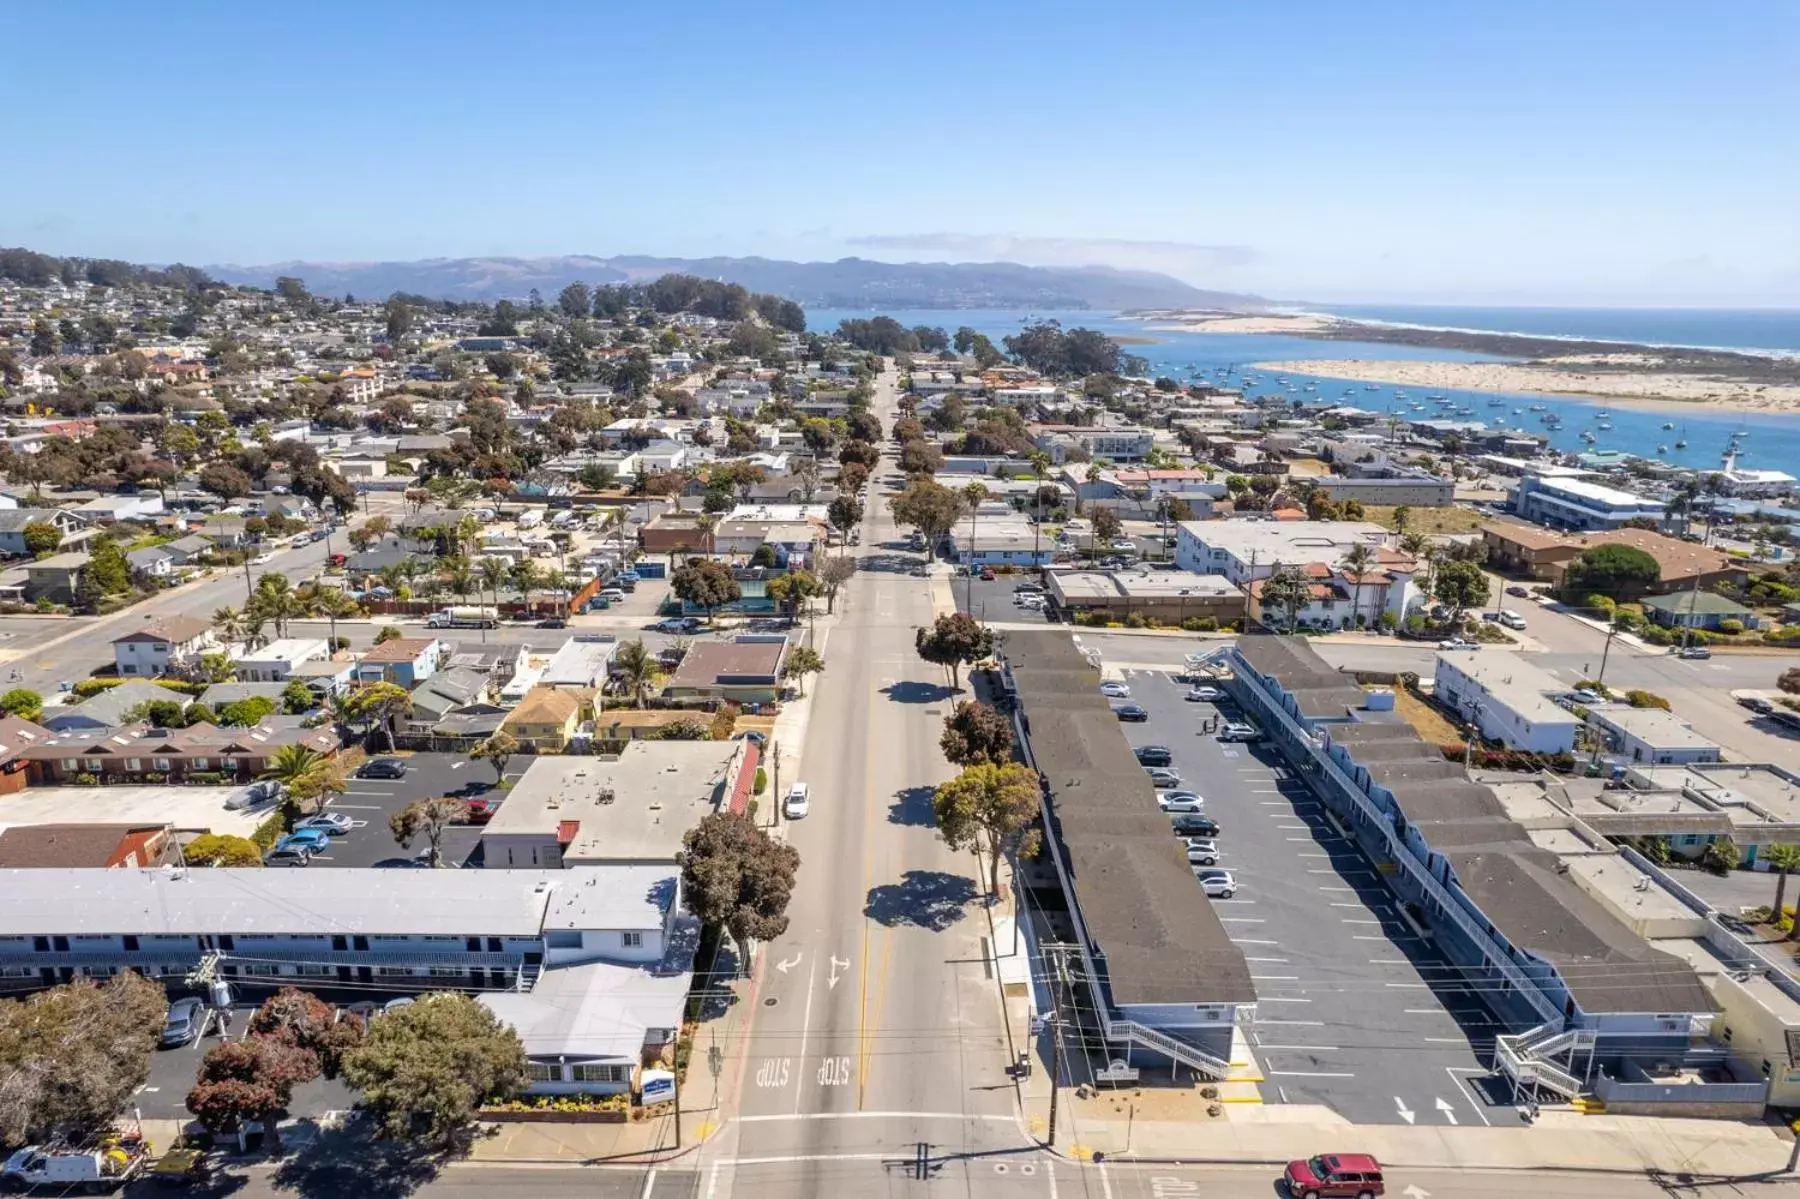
[640,1068,676,1105]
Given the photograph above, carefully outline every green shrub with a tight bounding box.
[154,679,209,696]
[70,678,125,699]
[1718,618,1745,635]
[186,770,225,784]
[753,767,767,794]
[250,811,284,850]
[72,772,99,786]
[1124,613,1146,628]
[1625,689,1671,710]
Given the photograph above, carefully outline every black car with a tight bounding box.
[536,616,569,629]
[359,757,408,779]
[1171,814,1220,837]
[1114,703,1149,722]
[1135,745,1173,767]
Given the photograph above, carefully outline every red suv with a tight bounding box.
[1284,1153,1384,1198]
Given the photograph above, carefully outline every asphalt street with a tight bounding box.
[1109,667,1518,1128]
[146,1156,1800,1199]
[704,367,1025,1199]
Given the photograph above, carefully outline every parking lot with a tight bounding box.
[140,1002,356,1120]
[954,571,1058,625]
[305,751,528,868]
[1108,666,1521,1127]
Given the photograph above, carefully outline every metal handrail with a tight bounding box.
[1108,1016,1232,1079]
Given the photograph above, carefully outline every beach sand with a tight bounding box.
[1147,312,1343,336]
[1251,358,1800,415]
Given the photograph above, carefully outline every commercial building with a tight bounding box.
[944,516,1057,568]
[1216,634,1729,1110]
[1588,707,1722,767]
[0,864,690,1095]
[1173,520,1388,584]
[998,632,1253,1078]
[1046,570,1243,626]
[1433,651,1581,755]
[480,742,756,868]
[1309,472,1456,507]
[1513,475,1666,531]
[1481,520,1749,595]
[230,638,330,683]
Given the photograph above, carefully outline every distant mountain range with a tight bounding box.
[206,254,1257,312]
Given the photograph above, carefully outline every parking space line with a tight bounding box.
[1317,886,1357,892]
[1257,1019,1324,1026]
[1277,824,1309,830]
[1404,1009,1446,1015]
[1370,958,1410,965]
[1233,938,1279,945]
[1260,997,1312,1004]
[1249,975,1298,981]
[1268,1070,1354,1078]
[1259,801,1288,806]
[1341,918,1383,925]
[1352,935,1392,941]
[1384,982,1430,988]
[331,804,384,811]
[1298,852,1332,858]
[1328,903,1364,908]
[1425,1038,1469,1044]
[1242,957,1289,963]
[1259,1045,1342,1052]
[1218,917,1265,922]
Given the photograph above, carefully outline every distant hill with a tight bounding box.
[207,253,1256,312]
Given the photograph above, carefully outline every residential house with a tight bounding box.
[664,636,788,705]
[0,509,89,559]
[1641,591,1762,632]
[231,638,330,683]
[637,513,715,559]
[24,552,88,603]
[39,681,183,733]
[502,686,591,752]
[70,494,165,524]
[111,616,217,678]
[0,824,174,869]
[404,667,496,733]
[0,715,51,795]
[124,546,180,582]
[354,637,443,687]
[196,681,291,712]
[541,636,617,690]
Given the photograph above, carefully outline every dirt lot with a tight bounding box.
[1364,504,1487,534]
[1385,684,1464,744]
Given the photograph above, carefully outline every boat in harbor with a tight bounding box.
[1364,384,1380,391]
[1657,445,1668,454]
[1528,404,1547,412]
[1661,422,1675,431]
[1580,431,1597,443]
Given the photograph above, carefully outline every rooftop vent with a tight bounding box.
[598,788,616,805]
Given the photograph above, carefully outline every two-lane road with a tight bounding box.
[711,368,1026,1196]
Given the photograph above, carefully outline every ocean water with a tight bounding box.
[807,307,1800,473]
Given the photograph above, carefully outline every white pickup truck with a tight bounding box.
[3,1138,149,1192]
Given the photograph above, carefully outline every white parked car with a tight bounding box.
[1099,681,1131,699]
[1195,868,1237,898]
[1437,638,1480,651]
[783,782,811,819]
[1184,686,1224,702]
[1217,722,1261,742]
[250,552,274,566]
[1158,791,1204,813]
[1183,838,1221,866]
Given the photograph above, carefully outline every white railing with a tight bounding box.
[1494,1023,1592,1100]
[1227,652,1563,1025]
[1108,1017,1232,1079]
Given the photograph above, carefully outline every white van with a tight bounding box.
[1498,609,1528,630]
[784,782,811,819]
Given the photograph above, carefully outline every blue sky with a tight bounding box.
[4,1,1797,305]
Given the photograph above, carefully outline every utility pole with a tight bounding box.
[673,1065,683,1150]
[771,741,782,828]
[1595,616,1620,689]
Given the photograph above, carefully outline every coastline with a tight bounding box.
[1249,358,1800,415]
[1143,312,1343,336]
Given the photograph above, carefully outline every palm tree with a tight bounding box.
[613,639,663,709]
[261,744,339,822]
[1340,542,1377,630]
[478,556,508,615]
[311,588,359,652]
[447,558,474,605]
[961,482,988,577]
[212,606,245,647]
[1767,844,1800,935]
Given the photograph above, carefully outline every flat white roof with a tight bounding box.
[1530,476,1663,509]
[1177,520,1387,563]
[484,744,741,862]
[0,865,670,938]
[1434,651,1580,727]
[1593,707,1717,750]
[1052,570,1240,600]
